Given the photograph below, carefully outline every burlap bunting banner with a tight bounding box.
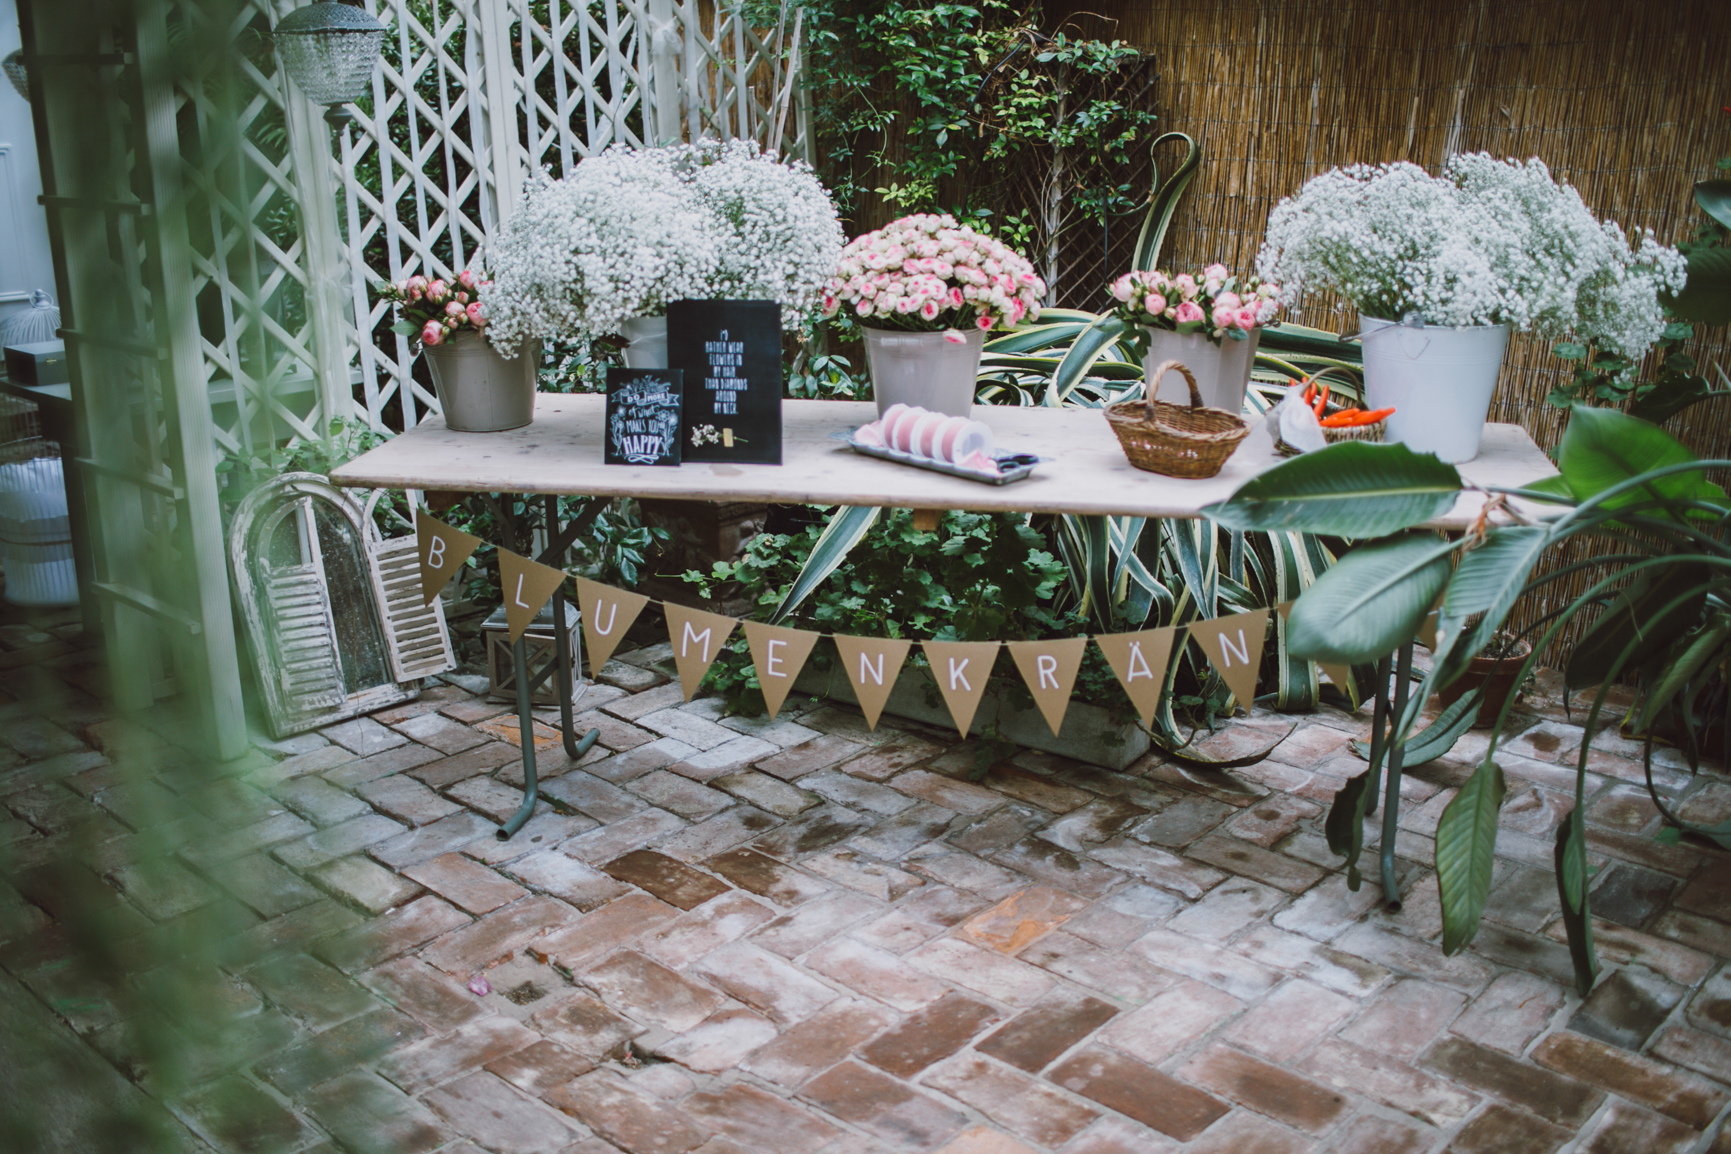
[415,512,482,607]
[1189,609,1270,709]
[921,641,1000,736]
[663,603,739,701]
[1006,638,1088,736]
[575,577,650,676]
[498,549,569,643]
[743,622,821,719]
[831,635,913,730]
[1093,628,1177,728]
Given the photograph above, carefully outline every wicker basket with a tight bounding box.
[1105,360,1249,479]
[1273,406,1388,457]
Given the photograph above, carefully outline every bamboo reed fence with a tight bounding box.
[1047,0,1731,671]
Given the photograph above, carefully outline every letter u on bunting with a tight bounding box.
[575,577,650,676]
[921,640,999,736]
[1006,638,1087,735]
[1189,609,1270,710]
[1094,628,1177,728]
[498,549,569,643]
[831,635,912,730]
[742,622,821,719]
[663,603,739,700]
[415,512,481,607]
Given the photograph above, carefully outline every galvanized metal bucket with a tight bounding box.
[424,333,540,432]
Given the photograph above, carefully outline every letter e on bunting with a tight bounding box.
[1094,628,1176,727]
[743,622,821,719]
[1189,609,1270,710]
[498,549,569,643]
[415,512,481,607]
[1006,638,1087,735]
[663,603,739,701]
[831,635,912,730]
[921,641,1000,737]
[575,577,650,676]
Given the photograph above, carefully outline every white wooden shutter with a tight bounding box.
[368,532,456,682]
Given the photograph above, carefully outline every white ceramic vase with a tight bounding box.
[621,315,668,368]
[1360,316,1510,463]
[1143,327,1260,414]
[861,327,985,418]
[423,332,540,432]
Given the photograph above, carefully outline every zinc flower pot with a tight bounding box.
[1359,316,1510,463]
[862,327,986,419]
[621,315,669,368]
[423,333,540,432]
[1143,327,1261,414]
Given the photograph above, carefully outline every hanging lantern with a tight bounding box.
[4,51,28,102]
[272,0,385,127]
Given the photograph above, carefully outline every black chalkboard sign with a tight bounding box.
[667,299,782,465]
[604,368,684,467]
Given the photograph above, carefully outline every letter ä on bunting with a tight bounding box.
[831,635,912,730]
[415,512,482,607]
[1189,609,1270,710]
[575,577,650,677]
[1006,638,1088,736]
[920,641,1000,737]
[662,603,739,701]
[742,622,821,720]
[1093,628,1177,728]
[498,548,569,644]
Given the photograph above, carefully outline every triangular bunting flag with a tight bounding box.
[575,577,651,676]
[1275,600,1295,620]
[743,622,821,720]
[921,641,1000,737]
[415,512,482,607]
[1006,638,1088,736]
[499,549,569,644]
[1416,608,1441,651]
[831,635,913,730]
[663,603,739,701]
[1094,628,1177,728]
[1189,609,1270,710]
[1320,664,1356,692]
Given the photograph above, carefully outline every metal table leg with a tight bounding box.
[496,585,601,841]
[1377,641,1415,907]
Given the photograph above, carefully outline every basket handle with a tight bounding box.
[1145,359,1203,419]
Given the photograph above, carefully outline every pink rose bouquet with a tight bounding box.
[1107,263,1280,345]
[822,213,1046,335]
[380,268,490,345]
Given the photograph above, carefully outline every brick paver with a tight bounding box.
[9,609,1731,1153]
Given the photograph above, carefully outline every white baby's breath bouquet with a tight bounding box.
[482,141,842,351]
[1256,154,1686,364]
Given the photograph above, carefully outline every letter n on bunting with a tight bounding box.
[1189,609,1270,711]
[831,635,912,730]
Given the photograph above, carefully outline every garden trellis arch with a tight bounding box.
[20,0,806,755]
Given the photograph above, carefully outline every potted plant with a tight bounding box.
[822,214,1046,418]
[481,140,843,368]
[1256,154,1686,462]
[1106,264,1281,413]
[1436,628,1532,728]
[381,270,538,432]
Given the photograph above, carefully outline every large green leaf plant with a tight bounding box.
[1207,406,1731,994]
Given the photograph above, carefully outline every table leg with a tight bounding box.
[1364,654,1392,817]
[1377,641,1415,907]
[495,589,601,841]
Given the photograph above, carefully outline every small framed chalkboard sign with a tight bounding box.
[604,368,684,467]
[667,299,782,465]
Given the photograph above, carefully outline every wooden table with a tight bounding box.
[330,395,1558,531]
[333,394,1560,892]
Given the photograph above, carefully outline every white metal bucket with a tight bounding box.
[1144,326,1261,414]
[862,327,985,419]
[0,455,76,606]
[1361,316,1510,463]
[424,334,540,432]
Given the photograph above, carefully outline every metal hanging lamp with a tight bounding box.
[4,50,28,102]
[273,0,386,127]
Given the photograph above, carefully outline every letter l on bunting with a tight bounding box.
[498,549,569,644]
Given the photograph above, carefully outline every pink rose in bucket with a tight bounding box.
[1102,264,1281,347]
[823,213,1045,334]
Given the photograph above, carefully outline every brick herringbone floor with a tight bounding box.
[5,605,1731,1154]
